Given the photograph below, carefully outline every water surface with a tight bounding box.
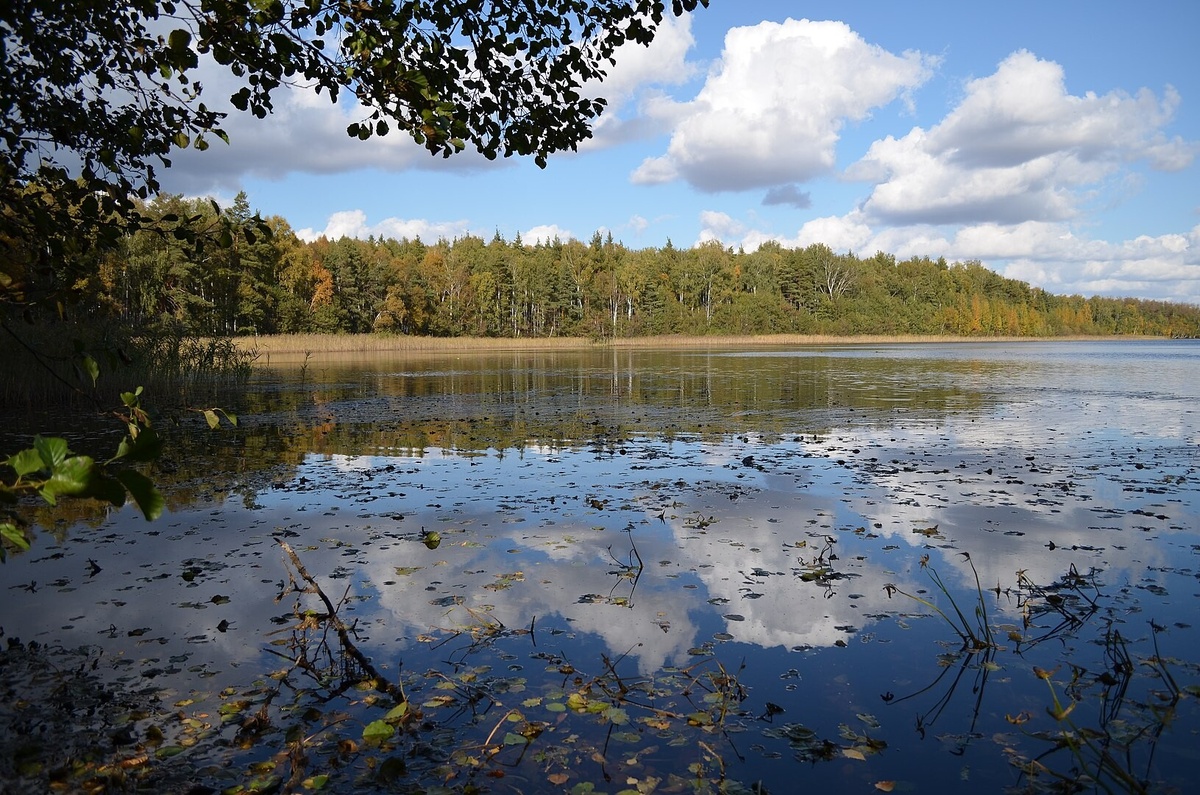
[2,340,1197,793]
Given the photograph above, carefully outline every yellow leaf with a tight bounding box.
[842,747,866,761]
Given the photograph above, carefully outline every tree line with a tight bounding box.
[91,193,1200,340]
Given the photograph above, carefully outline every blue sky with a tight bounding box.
[162,1,1200,304]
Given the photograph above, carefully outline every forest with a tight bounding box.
[92,193,1200,342]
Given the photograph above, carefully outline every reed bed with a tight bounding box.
[235,332,1070,360]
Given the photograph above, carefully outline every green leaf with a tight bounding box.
[1,522,30,555]
[6,447,45,478]
[168,29,191,52]
[34,436,69,470]
[120,386,144,407]
[203,409,220,429]
[87,474,128,508]
[81,353,100,387]
[115,469,164,521]
[362,720,395,745]
[503,732,529,746]
[41,455,99,503]
[605,707,629,725]
[384,702,409,722]
[113,427,163,463]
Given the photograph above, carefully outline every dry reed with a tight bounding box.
[235,332,1118,362]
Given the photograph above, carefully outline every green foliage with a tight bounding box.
[1,387,165,558]
[88,211,1200,340]
[2,0,709,319]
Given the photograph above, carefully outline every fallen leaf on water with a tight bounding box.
[875,781,895,792]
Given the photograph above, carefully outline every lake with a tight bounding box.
[2,339,1198,794]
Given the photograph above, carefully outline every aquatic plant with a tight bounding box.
[884,552,996,651]
[1010,624,1191,795]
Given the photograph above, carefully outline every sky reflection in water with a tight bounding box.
[1,340,1198,792]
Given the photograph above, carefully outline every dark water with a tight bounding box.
[2,340,1198,793]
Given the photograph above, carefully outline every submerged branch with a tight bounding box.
[276,538,406,703]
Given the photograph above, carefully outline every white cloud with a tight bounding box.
[296,210,472,242]
[697,48,1200,304]
[159,15,707,193]
[632,18,935,192]
[580,15,701,149]
[852,51,1196,226]
[732,215,1200,304]
[791,210,875,252]
[696,210,745,244]
[524,224,575,244]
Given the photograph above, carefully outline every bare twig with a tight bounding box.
[276,539,406,703]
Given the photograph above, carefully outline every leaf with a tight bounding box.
[842,747,867,761]
[203,409,220,429]
[605,707,629,725]
[1,522,30,557]
[6,447,45,477]
[81,353,100,387]
[87,474,128,508]
[113,427,162,462]
[362,720,395,744]
[167,28,191,52]
[856,713,881,729]
[503,732,529,746]
[120,386,144,408]
[384,702,409,722]
[874,782,896,792]
[115,469,165,521]
[34,436,69,470]
[41,455,99,503]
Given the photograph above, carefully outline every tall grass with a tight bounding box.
[236,331,1045,360]
[0,318,252,412]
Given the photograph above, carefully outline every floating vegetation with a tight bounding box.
[2,342,1198,793]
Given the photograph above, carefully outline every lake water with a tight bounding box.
[2,340,1198,793]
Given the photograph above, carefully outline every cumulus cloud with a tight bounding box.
[727,214,1200,304]
[696,210,746,244]
[632,18,936,192]
[159,63,505,196]
[158,14,703,194]
[580,15,702,148]
[762,184,812,209]
[696,48,1200,304]
[852,51,1197,226]
[524,224,575,244]
[296,210,473,242]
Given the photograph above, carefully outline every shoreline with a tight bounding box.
[234,332,1157,358]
